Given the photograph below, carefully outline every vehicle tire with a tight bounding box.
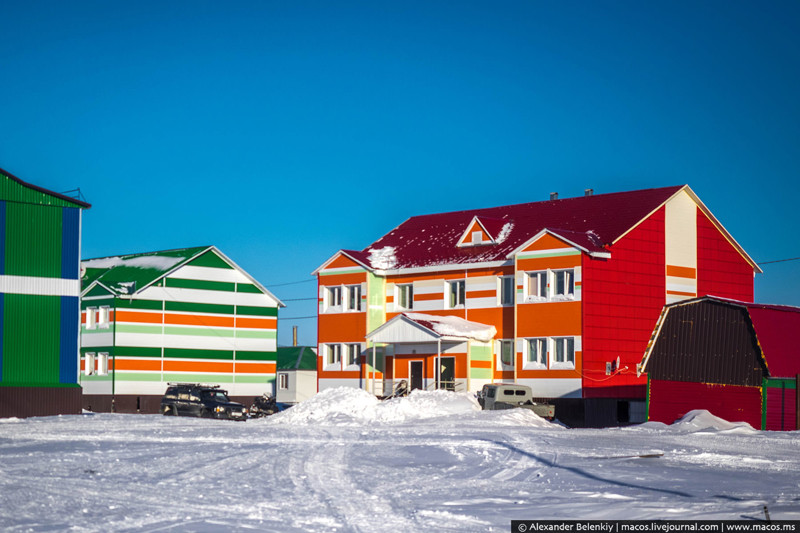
[162,406,176,416]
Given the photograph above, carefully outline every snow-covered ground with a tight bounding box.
[1,388,798,532]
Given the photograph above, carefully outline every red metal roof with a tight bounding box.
[359,185,684,269]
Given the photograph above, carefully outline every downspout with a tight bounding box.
[437,338,442,390]
[111,297,117,413]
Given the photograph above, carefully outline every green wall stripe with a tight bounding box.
[469,368,493,379]
[188,251,232,269]
[234,375,276,384]
[0,173,85,208]
[236,283,262,294]
[164,348,234,360]
[517,249,581,260]
[166,300,234,315]
[115,324,163,335]
[3,294,61,385]
[84,285,113,298]
[235,330,277,339]
[162,373,234,383]
[114,372,164,382]
[236,305,278,317]
[81,298,114,310]
[114,346,162,358]
[165,277,236,292]
[6,203,62,278]
[236,351,277,361]
[116,298,163,310]
[320,269,365,276]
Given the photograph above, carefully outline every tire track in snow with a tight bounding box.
[301,433,418,533]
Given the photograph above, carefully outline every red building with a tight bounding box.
[640,296,800,430]
[314,186,760,426]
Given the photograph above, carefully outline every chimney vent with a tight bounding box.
[550,192,558,200]
[585,188,594,196]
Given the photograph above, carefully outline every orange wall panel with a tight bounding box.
[517,301,581,337]
[318,313,366,342]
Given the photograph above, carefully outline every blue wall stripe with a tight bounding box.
[59,296,79,384]
[0,293,4,383]
[0,200,6,276]
[61,207,79,279]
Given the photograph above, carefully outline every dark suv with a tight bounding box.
[160,383,248,421]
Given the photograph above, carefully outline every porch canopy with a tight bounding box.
[366,312,496,344]
[365,313,497,393]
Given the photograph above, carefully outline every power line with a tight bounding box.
[758,257,800,265]
[265,278,316,288]
[281,297,317,302]
[277,315,317,320]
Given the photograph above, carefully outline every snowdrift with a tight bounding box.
[264,387,559,427]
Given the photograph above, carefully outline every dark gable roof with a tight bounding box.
[0,166,91,208]
[667,296,800,378]
[361,185,684,269]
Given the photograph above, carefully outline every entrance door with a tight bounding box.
[409,361,424,391]
[439,357,455,391]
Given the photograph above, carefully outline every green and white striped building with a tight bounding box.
[0,167,90,418]
[80,246,284,412]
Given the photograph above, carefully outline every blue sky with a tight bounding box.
[2,1,799,346]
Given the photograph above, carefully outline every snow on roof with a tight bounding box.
[351,186,686,270]
[82,255,187,271]
[404,312,497,342]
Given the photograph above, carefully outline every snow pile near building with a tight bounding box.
[405,313,497,342]
[670,409,758,434]
[266,387,560,428]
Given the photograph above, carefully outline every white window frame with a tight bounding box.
[326,344,342,369]
[345,343,361,367]
[396,283,414,310]
[97,306,110,329]
[472,231,483,244]
[524,338,547,369]
[447,279,466,309]
[278,372,289,390]
[85,307,97,330]
[550,337,576,369]
[525,271,547,301]
[552,269,575,300]
[498,276,515,306]
[84,352,95,375]
[97,352,109,375]
[497,339,514,368]
[325,286,343,312]
[345,285,362,312]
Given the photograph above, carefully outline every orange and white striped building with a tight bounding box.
[313,186,760,426]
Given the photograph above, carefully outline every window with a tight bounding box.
[499,340,514,367]
[278,373,289,390]
[327,344,342,366]
[327,286,342,309]
[397,284,413,310]
[472,231,483,244]
[553,270,574,298]
[346,344,360,366]
[526,338,547,367]
[345,285,362,311]
[448,280,466,308]
[85,308,96,330]
[97,352,109,375]
[98,306,110,329]
[499,276,515,306]
[84,352,95,375]
[552,337,575,367]
[527,272,547,299]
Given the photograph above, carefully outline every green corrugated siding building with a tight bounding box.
[0,167,90,418]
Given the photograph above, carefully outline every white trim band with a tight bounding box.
[0,275,80,297]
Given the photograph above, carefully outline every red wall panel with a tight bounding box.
[696,211,754,302]
[582,208,666,399]
[649,379,762,428]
